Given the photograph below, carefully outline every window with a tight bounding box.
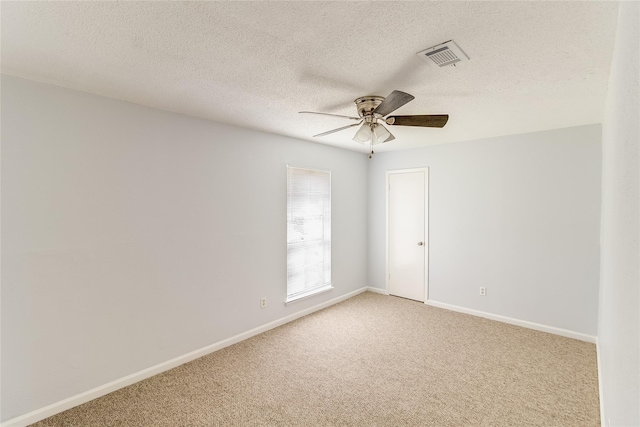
[286,166,332,302]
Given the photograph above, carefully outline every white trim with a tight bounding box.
[596,339,606,427]
[0,287,368,427]
[285,164,331,173]
[365,286,389,295]
[285,285,333,304]
[385,167,429,302]
[425,299,597,343]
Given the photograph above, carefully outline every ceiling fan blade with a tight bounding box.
[313,122,362,137]
[386,115,449,128]
[299,111,361,121]
[372,90,415,117]
[353,123,371,144]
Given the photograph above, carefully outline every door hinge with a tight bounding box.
[388,273,391,280]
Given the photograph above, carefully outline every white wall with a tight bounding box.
[598,1,640,425]
[0,75,369,422]
[368,125,602,336]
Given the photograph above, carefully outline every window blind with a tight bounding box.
[286,166,331,302]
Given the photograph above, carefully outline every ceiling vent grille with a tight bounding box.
[417,40,469,67]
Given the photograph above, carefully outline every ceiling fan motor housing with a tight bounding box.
[354,96,384,119]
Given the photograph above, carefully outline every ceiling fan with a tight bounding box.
[300,90,448,158]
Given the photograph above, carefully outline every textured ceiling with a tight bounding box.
[1,1,620,153]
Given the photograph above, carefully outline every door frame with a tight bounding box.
[385,167,429,302]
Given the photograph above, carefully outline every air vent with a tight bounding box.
[417,40,469,67]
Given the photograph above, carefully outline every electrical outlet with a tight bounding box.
[260,297,267,308]
[479,287,486,296]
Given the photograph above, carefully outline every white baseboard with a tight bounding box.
[365,286,389,295]
[425,299,597,343]
[1,287,369,427]
[596,339,606,427]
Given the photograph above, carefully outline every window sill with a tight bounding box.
[286,285,334,305]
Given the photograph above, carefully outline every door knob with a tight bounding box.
[417,242,424,246]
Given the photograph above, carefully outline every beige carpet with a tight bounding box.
[32,292,599,426]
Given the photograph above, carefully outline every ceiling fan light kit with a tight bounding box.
[300,90,449,158]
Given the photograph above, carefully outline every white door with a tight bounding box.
[387,170,427,302]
